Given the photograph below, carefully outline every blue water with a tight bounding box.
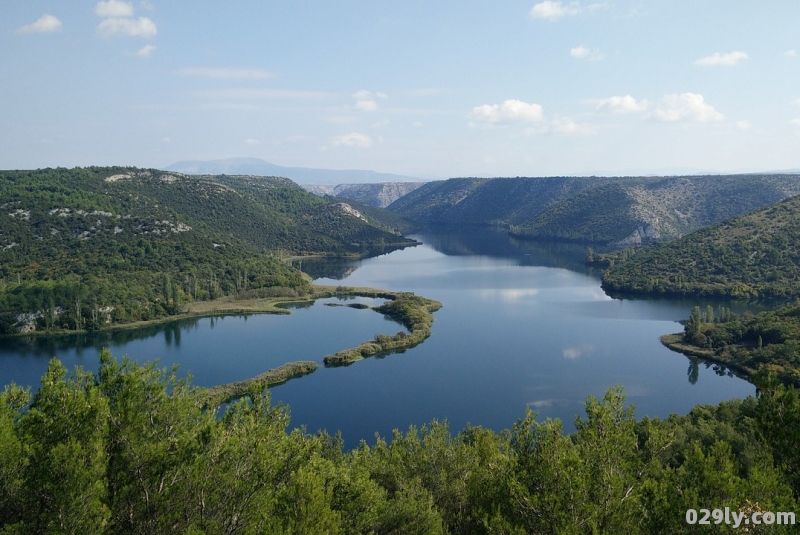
[0,230,755,447]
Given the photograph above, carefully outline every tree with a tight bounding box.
[15,359,110,534]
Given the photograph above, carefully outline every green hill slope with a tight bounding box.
[0,167,414,333]
[602,193,800,298]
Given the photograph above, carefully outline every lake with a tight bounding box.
[0,229,755,447]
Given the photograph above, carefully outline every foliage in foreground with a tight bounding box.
[1,352,799,534]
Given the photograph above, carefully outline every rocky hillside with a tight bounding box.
[602,192,800,298]
[389,174,800,246]
[302,181,425,208]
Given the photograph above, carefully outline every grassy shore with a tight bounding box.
[205,360,318,406]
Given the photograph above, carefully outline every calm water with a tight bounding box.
[0,229,755,446]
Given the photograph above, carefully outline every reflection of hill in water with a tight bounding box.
[419,228,594,274]
[296,228,602,280]
[293,259,360,280]
[0,317,219,358]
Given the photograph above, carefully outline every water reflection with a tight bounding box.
[295,228,595,281]
[688,359,699,385]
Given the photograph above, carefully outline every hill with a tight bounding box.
[0,167,414,333]
[389,174,800,246]
[302,181,426,208]
[164,157,422,185]
[601,193,800,299]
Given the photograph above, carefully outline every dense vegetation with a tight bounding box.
[389,174,800,246]
[1,352,798,533]
[602,193,800,299]
[0,167,414,334]
[510,183,639,243]
[662,303,800,386]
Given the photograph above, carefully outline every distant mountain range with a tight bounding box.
[163,157,422,186]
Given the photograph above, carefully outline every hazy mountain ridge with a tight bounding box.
[164,157,422,186]
[389,174,800,245]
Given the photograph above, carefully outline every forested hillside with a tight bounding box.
[0,167,414,334]
[602,193,800,298]
[389,174,800,246]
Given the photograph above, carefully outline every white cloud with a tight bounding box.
[594,95,648,113]
[244,138,261,146]
[736,120,751,130]
[95,1,135,18]
[551,117,595,135]
[331,132,374,148]
[793,98,800,106]
[95,1,157,38]
[529,1,580,20]
[570,45,603,61]
[652,93,723,122]
[694,51,749,66]
[413,121,424,128]
[472,99,544,124]
[97,17,157,37]
[785,50,797,58]
[790,119,800,127]
[355,100,378,112]
[140,1,155,10]
[352,90,386,112]
[177,67,274,80]
[135,44,156,57]
[16,14,62,34]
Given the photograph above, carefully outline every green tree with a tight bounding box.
[16,360,110,534]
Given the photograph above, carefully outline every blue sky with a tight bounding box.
[3,1,800,178]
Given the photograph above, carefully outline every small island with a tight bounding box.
[202,285,442,404]
[322,291,442,366]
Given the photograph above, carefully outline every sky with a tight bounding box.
[3,1,800,179]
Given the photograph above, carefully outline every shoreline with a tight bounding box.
[659,333,758,381]
[2,284,442,406]
[1,284,404,339]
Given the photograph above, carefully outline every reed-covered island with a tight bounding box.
[204,286,442,404]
